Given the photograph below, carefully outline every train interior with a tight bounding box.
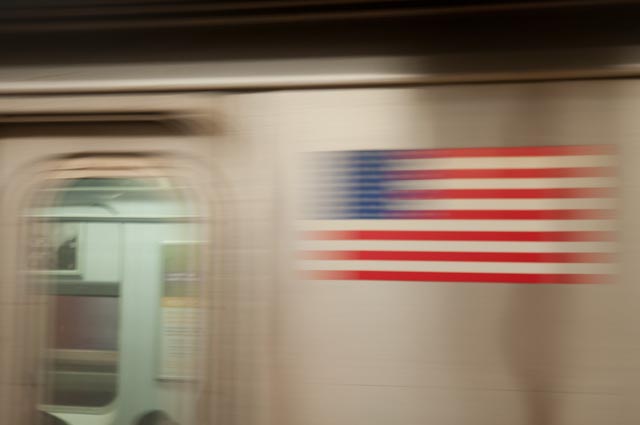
[28,172,202,425]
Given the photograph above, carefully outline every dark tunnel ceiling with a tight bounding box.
[0,0,638,27]
[2,0,640,68]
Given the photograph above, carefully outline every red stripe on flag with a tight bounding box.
[386,209,616,220]
[302,230,614,242]
[389,187,614,200]
[302,270,612,284]
[392,145,615,159]
[300,250,614,263]
[387,167,615,180]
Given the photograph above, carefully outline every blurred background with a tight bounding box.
[0,1,639,424]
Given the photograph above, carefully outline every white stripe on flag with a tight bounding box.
[297,219,617,232]
[298,240,617,253]
[299,260,616,274]
[392,198,614,210]
[385,177,616,190]
[390,155,616,170]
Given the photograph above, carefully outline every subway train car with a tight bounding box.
[1,1,640,425]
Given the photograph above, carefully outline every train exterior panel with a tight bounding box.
[1,15,640,424]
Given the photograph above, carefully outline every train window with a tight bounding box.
[44,295,119,407]
[25,168,203,421]
[27,223,81,272]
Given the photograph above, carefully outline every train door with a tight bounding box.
[29,159,205,425]
[0,95,227,425]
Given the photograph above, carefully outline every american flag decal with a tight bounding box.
[299,145,617,284]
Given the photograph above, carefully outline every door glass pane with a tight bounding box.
[26,174,202,424]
